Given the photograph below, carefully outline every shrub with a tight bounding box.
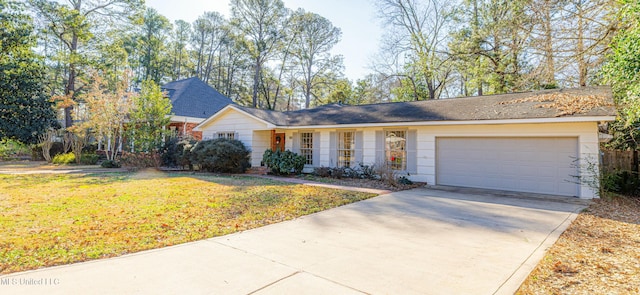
[603,170,640,197]
[52,152,75,165]
[375,164,399,187]
[119,151,162,168]
[161,136,197,169]
[190,138,251,173]
[262,149,306,175]
[79,153,99,165]
[397,176,414,185]
[357,163,377,180]
[313,166,332,177]
[0,139,31,160]
[100,160,121,168]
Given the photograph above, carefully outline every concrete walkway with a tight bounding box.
[0,188,585,295]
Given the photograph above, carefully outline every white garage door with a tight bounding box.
[436,137,579,196]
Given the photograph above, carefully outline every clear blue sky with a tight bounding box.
[146,0,382,81]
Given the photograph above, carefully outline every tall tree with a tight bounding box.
[291,9,343,108]
[375,0,454,100]
[132,7,172,84]
[28,0,142,127]
[170,20,191,81]
[231,0,287,107]
[0,0,57,144]
[602,0,640,150]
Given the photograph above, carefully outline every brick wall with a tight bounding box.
[168,122,202,140]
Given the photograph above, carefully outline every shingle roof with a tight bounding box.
[162,77,234,119]
[236,86,616,126]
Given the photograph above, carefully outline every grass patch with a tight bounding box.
[0,171,376,274]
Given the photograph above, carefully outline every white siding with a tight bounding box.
[198,109,272,167]
[252,131,271,167]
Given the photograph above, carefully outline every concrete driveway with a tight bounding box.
[0,188,586,295]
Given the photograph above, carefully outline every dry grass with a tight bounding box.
[517,196,640,294]
[0,171,376,274]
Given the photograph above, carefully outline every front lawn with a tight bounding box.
[0,171,376,274]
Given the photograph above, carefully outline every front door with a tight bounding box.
[272,132,285,152]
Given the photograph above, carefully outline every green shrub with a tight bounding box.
[0,139,31,160]
[100,160,121,168]
[262,149,306,175]
[190,138,251,173]
[397,176,414,185]
[119,151,162,168]
[161,136,197,169]
[79,153,99,165]
[603,170,640,197]
[52,152,75,165]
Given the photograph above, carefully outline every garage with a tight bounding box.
[436,137,579,196]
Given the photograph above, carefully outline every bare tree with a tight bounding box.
[231,0,287,107]
[375,0,454,100]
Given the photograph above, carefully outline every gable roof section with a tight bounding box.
[194,105,278,131]
[162,77,234,119]
[237,86,616,127]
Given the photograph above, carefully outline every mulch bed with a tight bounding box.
[517,196,640,294]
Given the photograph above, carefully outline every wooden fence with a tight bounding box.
[602,150,639,173]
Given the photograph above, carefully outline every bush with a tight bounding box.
[397,176,414,185]
[313,166,332,177]
[100,160,121,168]
[603,170,640,197]
[0,139,31,160]
[119,151,162,168]
[52,152,75,165]
[79,153,99,165]
[161,136,197,169]
[262,149,306,175]
[190,138,251,173]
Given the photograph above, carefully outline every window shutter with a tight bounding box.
[292,132,300,153]
[213,132,218,140]
[312,132,320,166]
[234,132,239,140]
[329,132,337,167]
[375,131,384,165]
[355,131,363,166]
[407,130,417,174]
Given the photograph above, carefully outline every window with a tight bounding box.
[385,130,406,170]
[217,132,235,140]
[300,132,313,165]
[338,131,354,167]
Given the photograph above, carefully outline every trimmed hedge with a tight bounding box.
[262,149,305,175]
[190,138,251,173]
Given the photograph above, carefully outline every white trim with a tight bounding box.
[276,116,616,130]
[169,115,205,124]
[193,105,276,131]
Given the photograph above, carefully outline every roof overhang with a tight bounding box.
[193,105,276,131]
[278,116,617,130]
[169,115,205,124]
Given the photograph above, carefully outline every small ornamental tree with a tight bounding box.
[128,80,173,152]
[79,71,134,161]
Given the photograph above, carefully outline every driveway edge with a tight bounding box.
[494,207,585,294]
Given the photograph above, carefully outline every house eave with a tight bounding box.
[193,105,276,131]
[277,116,617,130]
[169,115,205,124]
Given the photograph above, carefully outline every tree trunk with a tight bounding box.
[252,56,261,107]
